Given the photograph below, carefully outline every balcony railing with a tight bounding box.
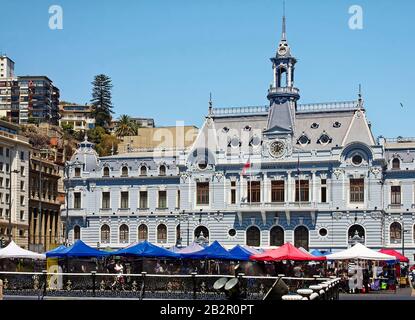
[297,101,358,113]
[211,106,269,117]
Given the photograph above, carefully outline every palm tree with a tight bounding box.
[115,115,137,137]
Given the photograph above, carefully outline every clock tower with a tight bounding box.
[267,14,300,105]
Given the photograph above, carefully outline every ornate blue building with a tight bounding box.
[64,16,415,263]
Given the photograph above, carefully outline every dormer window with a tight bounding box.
[121,166,128,177]
[392,158,400,170]
[103,167,110,177]
[140,166,147,176]
[228,137,241,148]
[222,127,229,133]
[75,168,81,177]
[352,154,363,166]
[311,123,319,129]
[297,134,310,146]
[333,121,341,128]
[318,133,332,145]
[244,125,252,131]
[159,165,166,176]
[250,135,262,147]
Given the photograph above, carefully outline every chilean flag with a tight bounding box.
[241,159,251,176]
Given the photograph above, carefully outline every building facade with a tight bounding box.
[59,103,96,131]
[0,56,60,125]
[0,120,30,248]
[63,18,415,263]
[28,149,64,252]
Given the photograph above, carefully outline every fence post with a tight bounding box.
[191,272,197,300]
[42,270,48,298]
[237,273,245,298]
[140,272,147,300]
[0,279,3,300]
[91,271,96,297]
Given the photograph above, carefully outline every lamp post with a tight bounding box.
[178,210,190,247]
[402,222,409,258]
[63,161,76,245]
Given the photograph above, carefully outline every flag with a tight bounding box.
[241,159,251,176]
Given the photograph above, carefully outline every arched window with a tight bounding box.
[119,224,129,243]
[138,224,148,242]
[157,224,167,244]
[159,165,166,176]
[103,167,110,177]
[294,226,309,250]
[277,67,288,87]
[101,224,110,244]
[246,226,260,247]
[121,166,128,177]
[270,226,284,246]
[73,225,80,241]
[392,158,400,170]
[390,222,402,244]
[194,226,209,245]
[140,166,147,176]
[348,224,365,245]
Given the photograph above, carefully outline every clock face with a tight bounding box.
[278,46,287,55]
[269,140,286,158]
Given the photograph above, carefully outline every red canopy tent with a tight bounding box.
[250,242,326,262]
[378,249,409,263]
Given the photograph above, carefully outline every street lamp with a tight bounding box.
[178,210,190,246]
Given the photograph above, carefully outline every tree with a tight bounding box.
[115,115,138,137]
[90,74,114,128]
[96,134,119,156]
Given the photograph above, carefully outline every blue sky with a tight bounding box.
[0,0,414,138]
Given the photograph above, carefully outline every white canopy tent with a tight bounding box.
[0,240,46,260]
[326,243,396,261]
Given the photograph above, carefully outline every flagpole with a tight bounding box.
[249,156,252,206]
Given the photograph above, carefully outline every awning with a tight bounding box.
[250,242,326,261]
[325,243,396,261]
[171,243,204,254]
[0,241,46,260]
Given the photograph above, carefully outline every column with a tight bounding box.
[287,171,292,203]
[46,210,51,250]
[263,173,269,203]
[40,209,45,249]
[312,171,317,204]
[50,212,56,245]
[29,208,34,245]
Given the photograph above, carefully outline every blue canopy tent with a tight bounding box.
[228,245,261,261]
[181,241,234,260]
[46,240,110,258]
[45,245,67,257]
[310,249,331,257]
[112,240,181,259]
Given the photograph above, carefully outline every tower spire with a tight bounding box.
[208,92,213,116]
[282,0,286,41]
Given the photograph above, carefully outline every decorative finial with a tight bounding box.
[111,142,114,155]
[208,92,213,116]
[84,131,88,142]
[358,84,364,109]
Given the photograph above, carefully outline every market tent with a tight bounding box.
[46,240,110,258]
[0,240,46,260]
[325,243,396,261]
[181,241,234,260]
[112,240,181,259]
[250,242,326,262]
[379,249,409,263]
[229,245,261,261]
[175,243,204,254]
[310,249,327,257]
[45,245,67,257]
